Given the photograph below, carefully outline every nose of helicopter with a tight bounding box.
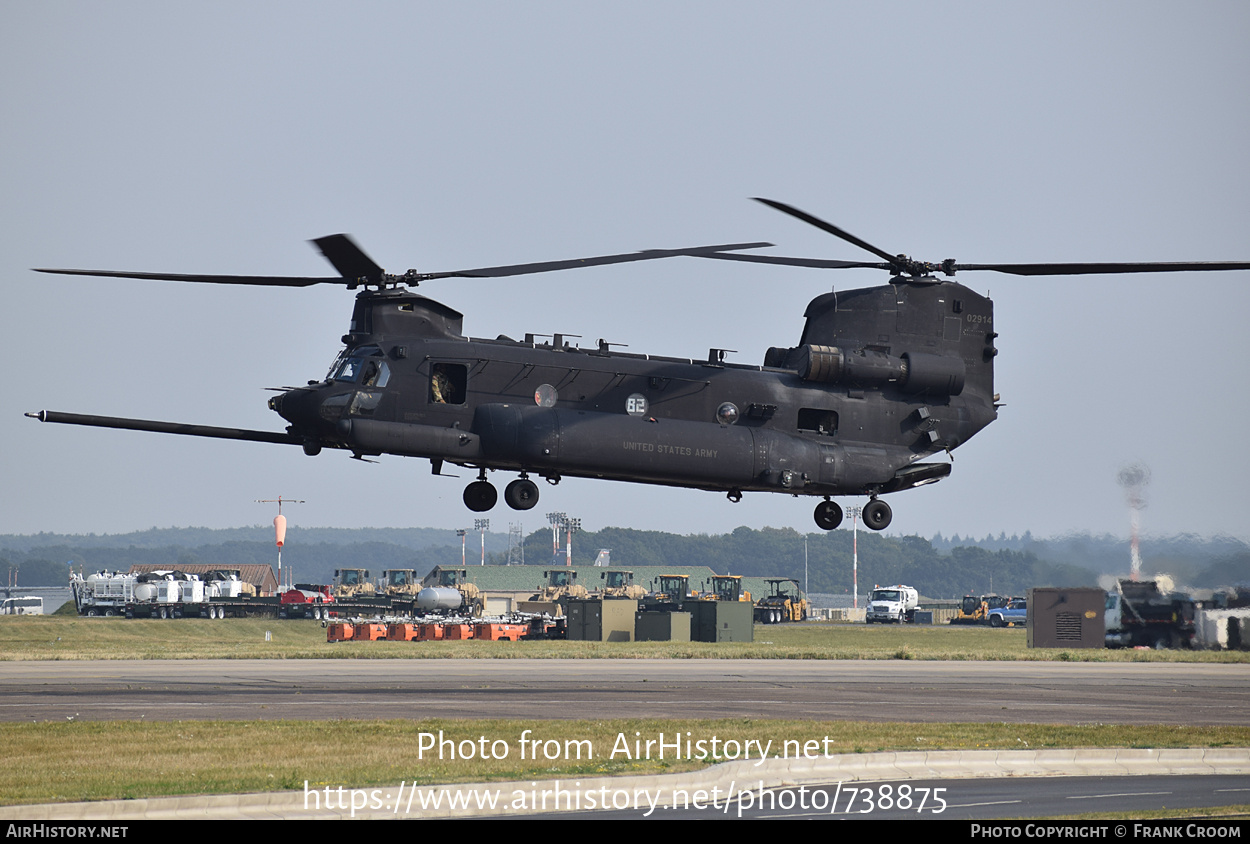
[268,386,320,427]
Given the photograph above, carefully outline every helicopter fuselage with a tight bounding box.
[267,280,997,522]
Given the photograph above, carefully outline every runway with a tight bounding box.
[3,659,1247,724]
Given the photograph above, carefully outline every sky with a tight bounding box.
[3,1,1248,543]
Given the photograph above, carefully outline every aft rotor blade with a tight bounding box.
[418,242,775,280]
[953,261,1250,276]
[696,252,889,270]
[753,198,902,266]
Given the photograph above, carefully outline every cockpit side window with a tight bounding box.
[328,346,389,386]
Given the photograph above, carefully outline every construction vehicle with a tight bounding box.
[866,584,920,624]
[644,574,698,612]
[380,569,420,599]
[599,569,647,600]
[1105,579,1196,649]
[539,569,589,601]
[949,594,1008,625]
[519,569,589,616]
[754,577,807,624]
[702,575,752,603]
[427,568,484,616]
[333,568,374,599]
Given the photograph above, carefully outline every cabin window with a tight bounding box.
[798,408,838,436]
[430,362,467,405]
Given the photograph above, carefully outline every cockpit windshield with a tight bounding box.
[327,346,390,387]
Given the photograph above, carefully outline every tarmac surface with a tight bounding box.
[3,659,1247,724]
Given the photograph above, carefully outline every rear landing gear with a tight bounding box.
[464,470,498,512]
[814,499,843,530]
[504,477,539,510]
[862,498,892,531]
[813,498,893,531]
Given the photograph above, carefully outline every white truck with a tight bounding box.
[866,584,920,624]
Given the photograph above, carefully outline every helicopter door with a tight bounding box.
[430,362,467,405]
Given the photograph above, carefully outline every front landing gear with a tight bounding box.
[814,499,843,531]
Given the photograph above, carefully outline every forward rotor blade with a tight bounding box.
[754,198,901,266]
[25,410,301,445]
[36,240,775,287]
[34,268,348,287]
[953,261,1250,276]
[418,242,775,280]
[312,234,384,283]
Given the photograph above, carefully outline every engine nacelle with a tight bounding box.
[796,344,964,396]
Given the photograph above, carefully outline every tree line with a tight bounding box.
[4,526,1245,599]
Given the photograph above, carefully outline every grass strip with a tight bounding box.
[2,617,1247,662]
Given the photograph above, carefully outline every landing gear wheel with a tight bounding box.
[464,480,498,512]
[862,499,892,531]
[504,478,540,510]
[814,499,844,530]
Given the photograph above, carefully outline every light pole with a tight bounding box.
[456,529,467,567]
[474,519,489,565]
[563,517,581,566]
[546,512,566,566]
[845,505,862,610]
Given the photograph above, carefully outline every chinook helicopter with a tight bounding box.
[27,200,1250,532]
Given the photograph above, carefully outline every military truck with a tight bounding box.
[1105,579,1195,649]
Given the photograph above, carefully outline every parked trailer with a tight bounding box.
[71,570,343,619]
[754,578,808,624]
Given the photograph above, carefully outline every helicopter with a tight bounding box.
[27,199,1250,532]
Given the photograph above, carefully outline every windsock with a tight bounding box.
[274,514,287,548]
